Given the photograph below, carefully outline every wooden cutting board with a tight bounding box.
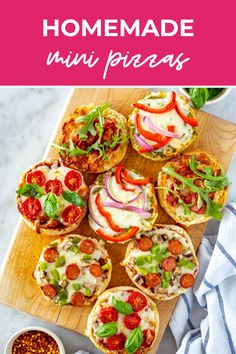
[0,88,236,353]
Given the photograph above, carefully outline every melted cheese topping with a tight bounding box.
[34,236,111,305]
[92,289,157,342]
[131,91,194,156]
[20,161,87,225]
[124,226,198,296]
[89,170,155,236]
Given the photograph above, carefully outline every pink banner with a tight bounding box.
[0,0,235,85]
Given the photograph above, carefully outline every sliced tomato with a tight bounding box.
[121,169,151,185]
[166,192,178,208]
[190,201,206,214]
[142,329,155,348]
[95,194,122,233]
[26,170,46,186]
[71,292,86,306]
[20,197,42,221]
[106,333,126,350]
[175,104,198,127]
[136,114,175,145]
[100,306,118,324]
[124,313,141,330]
[64,170,82,191]
[127,291,147,312]
[62,205,82,224]
[96,226,139,243]
[45,179,63,196]
[115,164,135,192]
[133,92,176,113]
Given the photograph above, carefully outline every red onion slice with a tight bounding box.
[134,134,154,151]
[105,173,142,203]
[143,116,181,138]
[102,200,151,218]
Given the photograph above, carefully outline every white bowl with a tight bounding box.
[4,326,66,354]
[179,87,232,105]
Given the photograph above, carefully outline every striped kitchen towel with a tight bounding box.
[169,203,236,354]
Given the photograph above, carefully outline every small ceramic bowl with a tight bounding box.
[4,326,66,354]
[179,87,232,105]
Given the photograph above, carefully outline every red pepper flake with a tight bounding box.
[12,330,59,353]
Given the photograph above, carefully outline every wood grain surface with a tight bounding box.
[0,88,236,353]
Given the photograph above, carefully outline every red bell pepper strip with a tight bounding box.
[175,105,198,127]
[133,92,176,113]
[96,226,139,243]
[121,169,151,185]
[115,164,135,192]
[95,194,122,233]
[135,114,175,144]
[138,128,174,153]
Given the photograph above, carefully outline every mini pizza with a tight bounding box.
[55,103,129,173]
[122,225,199,301]
[88,164,158,243]
[34,235,112,306]
[128,91,198,161]
[16,159,89,235]
[158,151,230,226]
[86,286,159,354]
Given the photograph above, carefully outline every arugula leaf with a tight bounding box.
[189,156,229,182]
[69,139,87,157]
[162,166,224,220]
[16,183,44,198]
[43,192,58,219]
[76,103,110,140]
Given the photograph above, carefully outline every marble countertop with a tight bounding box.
[0,87,235,353]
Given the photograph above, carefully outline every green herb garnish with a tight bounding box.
[43,192,58,219]
[186,88,223,109]
[112,297,133,315]
[125,327,143,354]
[51,269,60,281]
[16,183,44,198]
[96,322,118,338]
[62,190,85,207]
[72,283,81,291]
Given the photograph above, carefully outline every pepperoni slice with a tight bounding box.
[65,263,80,280]
[64,170,82,191]
[166,192,178,208]
[124,313,141,330]
[26,170,46,186]
[106,333,126,351]
[45,179,63,196]
[180,274,195,288]
[161,256,177,272]
[20,197,42,221]
[168,239,183,255]
[138,236,153,251]
[42,284,57,299]
[142,329,155,348]
[71,292,86,306]
[43,247,58,262]
[62,205,82,224]
[145,274,161,288]
[80,239,95,254]
[89,264,103,277]
[127,291,147,312]
[100,306,118,324]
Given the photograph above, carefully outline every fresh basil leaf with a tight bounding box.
[43,192,58,219]
[189,88,209,109]
[177,259,195,270]
[16,183,44,198]
[112,296,133,315]
[125,327,143,354]
[207,88,223,100]
[96,322,118,338]
[62,191,85,207]
[76,103,111,140]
